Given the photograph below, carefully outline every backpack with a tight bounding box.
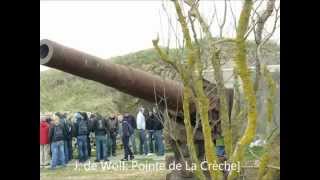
[97,119,106,131]
[54,125,64,140]
[78,119,88,135]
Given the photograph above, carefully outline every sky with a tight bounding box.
[40,0,280,71]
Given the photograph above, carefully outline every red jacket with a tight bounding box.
[40,121,50,145]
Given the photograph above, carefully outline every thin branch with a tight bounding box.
[255,0,276,44]
[248,147,260,159]
[154,86,186,163]
[174,0,193,49]
[244,0,266,40]
[228,0,238,34]
[188,12,200,46]
[193,112,200,137]
[261,7,280,46]
[244,8,259,40]
[213,38,236,45]
[152,37,180,73]
[219,0,228,38]
[267,165,280,170]
[213,0,219,27]
[208,3,217,29]
[161,1,182,49]
[252,0,277,92]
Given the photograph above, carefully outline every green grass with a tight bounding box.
[41,153,169,180]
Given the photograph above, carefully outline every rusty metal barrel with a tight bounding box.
[40,39,234,118]
[40,39,184,112]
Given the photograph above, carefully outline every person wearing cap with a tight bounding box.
[40,117,50,166]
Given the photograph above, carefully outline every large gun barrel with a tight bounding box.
[40,39,184,112]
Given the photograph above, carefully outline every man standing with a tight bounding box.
[92,113,110,162]
[40,117,50,166]
[124,113,137,154]
[136,107,148,155]
[118,114,123,149]
[48,115,67,169]
[153,108,165,156]
[146,111,155,155]
[56,112,72,164]
[121,115,134,161]
[46,115,54,159]
[108,114,119,157]
[81,112,92,158]
[65,116,74,161]
[74,112,89,163]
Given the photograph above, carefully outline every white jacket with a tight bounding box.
[136,111,146,130]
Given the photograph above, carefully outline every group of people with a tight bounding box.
[40,107,165,169]
[121,107,165,161]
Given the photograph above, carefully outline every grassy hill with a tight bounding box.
[40,40,279,116]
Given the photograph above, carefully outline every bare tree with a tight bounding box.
[252,0,279,92]
[153,0,280,179]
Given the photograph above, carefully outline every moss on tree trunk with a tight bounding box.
[229,0,257,179]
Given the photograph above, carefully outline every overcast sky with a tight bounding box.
[40,0,279,71]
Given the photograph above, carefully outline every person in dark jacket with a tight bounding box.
[121,115,134,161]
[65,115,74,161]
[152,108,165,156]
[48,115,67,169]
[92,113,110,162]
[74,112,89,163]
[56,112,72,164]
[47,116,54,158]
[108,114,119,156]
[46,117,53,125]
[80,112,92,158]
[146,111,155,154]
[124,113,137,154]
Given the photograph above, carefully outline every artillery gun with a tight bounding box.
[40,39,233,180]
